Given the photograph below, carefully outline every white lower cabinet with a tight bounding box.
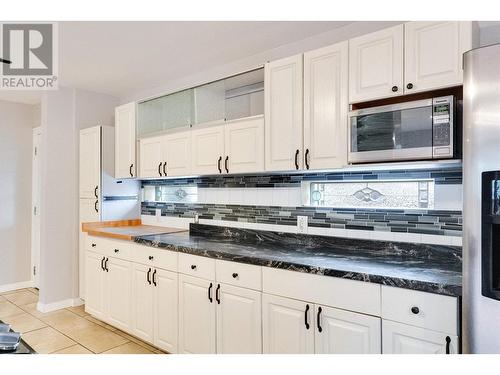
[178,274,216,354]
[216,283,262,354]
[263,294,314,354]
[85,251,106,320]
[382,320,459,354]
[153,268,179,353]
[262,294,381,354]
[315,305,381,354]
[131,264,154,342]
[106,257,133,332]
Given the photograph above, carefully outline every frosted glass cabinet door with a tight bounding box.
[264,54,304,172]
[404,21,472,93]
[349,25,404,103]
[115,102,137,178]
[303,41,348,170]
[382,320,459,354]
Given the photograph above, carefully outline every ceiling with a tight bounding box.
[0,21,353,105]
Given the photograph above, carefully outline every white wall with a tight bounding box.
[39,87,118,307]
[121,21,402,103]
[0,100,37,288]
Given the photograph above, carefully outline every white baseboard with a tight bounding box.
[0,280,34,294]
[37,297,83,313]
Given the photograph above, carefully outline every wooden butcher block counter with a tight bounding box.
[81,219,187,241]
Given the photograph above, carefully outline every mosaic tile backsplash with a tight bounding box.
[141,167,463,237]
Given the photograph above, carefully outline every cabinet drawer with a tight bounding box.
[86,236,132,259]
[216,260,262,291]
[263,267,381,316]
[381,286,458,335]
[129,243,177,272]
[178,253,215,280]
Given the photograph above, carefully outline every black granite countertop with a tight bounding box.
[134,224,462,297]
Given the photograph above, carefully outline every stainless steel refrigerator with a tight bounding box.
[463,43,500,353]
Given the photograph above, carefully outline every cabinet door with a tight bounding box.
[115,102,137,178]
[225,116,264,174]
[382,320,459,354]
[304,42,348,170]
[154,268,178,353]
[349,25,404,103]
[79,198,100,223]
[164,131,192,177]
[216,283,262,354]
[265,54,303,172]
[191,124,225,175]
[84,251,106,320]
[139,135,163,178]
[131,263,154,343]
[315,305,381,354]
[404,21,472,93]
[178,274,216,354]
[262,294,314,354]
[79,126,101,199]
[105,257,132,332]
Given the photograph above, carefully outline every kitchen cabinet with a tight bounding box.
[265,54,304,172]
[404,21,472,94]
[85,251,106,320]
[115,102,137,178]
[139,135,164,178]
[382,320,458,354]
[303,41,348,170]
[262,293,314,354]
[216,283,262,354]
[79,126,101,199]
[178,274,216,354]
[153,268,179,353]
[105,257,133,332]
[349,25,404,103]
[191,124,225,175]
[163,131,192,177]
[139,130,191,178]
[131,263,155,343]
[224,116,264,174]
[315,305,381,354]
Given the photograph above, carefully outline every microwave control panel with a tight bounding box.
[432,96,454,158]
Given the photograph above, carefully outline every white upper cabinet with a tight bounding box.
[216,283,262,354]
[163,132,192,177]
[139,135,164,179]
[315,305,381,354]
[224,116,264,174]
[79,126,101,199]
[303,42,348,170]
[382,320,458,354]
[191,124,225,175]
[404,21,472,94]
[115,102,137,179]
[265,54,304,172]
[349,25,404,103]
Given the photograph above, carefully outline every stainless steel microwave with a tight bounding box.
[348,95,456,164]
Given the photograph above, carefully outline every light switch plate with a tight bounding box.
[297,215,308,234]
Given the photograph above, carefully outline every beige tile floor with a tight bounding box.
[0,288,165,354]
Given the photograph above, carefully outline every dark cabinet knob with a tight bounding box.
[391,85,398,92]
[411,306,420,314]
[114,249,119,253]
[148,256,154,260]
[191,265,197,270]
[406,83,414,90]
[232,273,238,278]
[91,243,96,247]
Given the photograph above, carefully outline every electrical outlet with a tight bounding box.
[297,215,308,234]
[155,208,161,221]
